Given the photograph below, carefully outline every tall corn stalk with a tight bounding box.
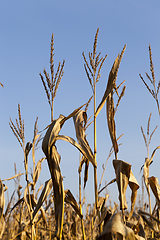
[9,105,44,240]
[82,28,108,224]
[83,29,126,224]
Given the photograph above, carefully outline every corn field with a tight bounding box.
[1,29,160,240]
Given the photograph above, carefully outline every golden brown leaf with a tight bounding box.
[96,45,126,118]
[33,179,53,221]
[128,171,140,220]
[107,92,118,155]
[64,189,83,218]
[56,135,95,167]
[148,176,160,207]
[113,159,131,210]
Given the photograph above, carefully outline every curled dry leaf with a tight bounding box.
[96,213,135,240]
[42,115,65,238]
[148,176,160,207]
[0,179,5,221]
[128,171,140,220]
[24,142,33,182]
[143,157,151,196]
[107,92,118,155]
[113,160,139,215]
[56,135,95,167]
[73,109,94,187]
[113,160,131,210]
[98,178,116,195]
[95,45,126,118]
[42,105,88,238]
[33,157,46,186]
[42,115,65,157]
[64,189,83,218]
[33,179,52,221]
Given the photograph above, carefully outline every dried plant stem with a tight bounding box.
[93,68,102,233]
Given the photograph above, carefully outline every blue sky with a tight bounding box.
[1,1,160,210]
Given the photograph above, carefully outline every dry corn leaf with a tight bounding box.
[24,182,34,217]
[143,146,160,195]
[128,171,140,220]
[113,160,139,216]
[143,157,150,196]
[95,45,126,118]
[0,180,5,221]
[56,135,95,167]
[98,206,112,227]
[33,157,46,186]
[107,92,118,155]
[42,115,65,157]
[95,55,119,118]
[97,213,135,240]
[64,189,83,218]
[45,147,63,238]
[42,107,86,238]
[33,178,52,221]
[84,158,89,188]
[29,195,47,226]
[42,104,87,158]
[42,119,64,239]
[98,178,116,195]
[73,109,94,187]
[97,195,109,211]
[2,173,25,181]
[10,197,24,212]
[24,142,32,182]
[148,176,160,207]
[42,114,67,238]
[35,184,43,199]
[113,159,131,210]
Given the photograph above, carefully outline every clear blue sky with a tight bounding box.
[1,1,160,210]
